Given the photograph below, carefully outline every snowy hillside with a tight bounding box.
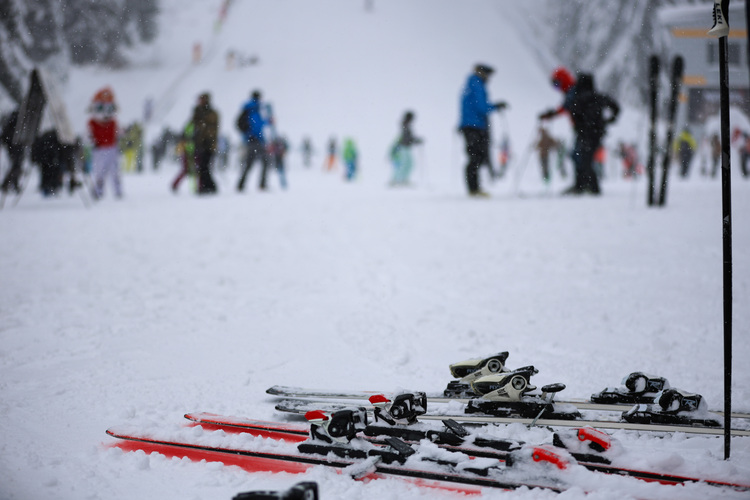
[1,1,749,500]
[63,0,573,189]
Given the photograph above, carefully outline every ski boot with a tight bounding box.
[233,481,319,500]
[444,352,510,398]
[590,372,669,405]
[466,366,580,420]
[621,388,721,427]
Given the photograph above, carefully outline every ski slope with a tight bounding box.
[1,1,749,499]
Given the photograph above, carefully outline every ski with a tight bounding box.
[106,426,566,494]
[266,385,750,419]
[184,411,750,491]
[646,54,660,206]
[658,55,685,206]
[270,398,750,437]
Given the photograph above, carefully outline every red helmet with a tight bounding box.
[551,67,575,92]
[92,87,115,104]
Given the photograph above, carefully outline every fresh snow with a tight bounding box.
[1,1,749,499]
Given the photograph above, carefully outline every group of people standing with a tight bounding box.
[458,63,620,197]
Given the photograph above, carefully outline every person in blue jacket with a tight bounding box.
[237,90,270,191]
[459,64,507,196]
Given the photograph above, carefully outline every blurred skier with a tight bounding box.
[216,134,230,170]
[675,128,696,178]
[325,137,337,171]
[171,122,195,192]
[237,90,270,191]
[269,136,288,189]
[709,134,721,177]
[389,110,422,186]
[342,138,358,181]
[618,142,641,179]
[540,69,619,195]
[301,137,313,167]
[458,64,507,197]
[733,129,750,178]
[192,92,219,194]
[88,87,122,198]
[31,129,62,196]
[120,123,143,173]
[0,109,24,194]
[535,126,559,183]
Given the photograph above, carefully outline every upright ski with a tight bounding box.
[658,55,685,206]
[646,55,660,206]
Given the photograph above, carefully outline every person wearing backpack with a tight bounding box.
[540,69,619,195]
[236,90,270,191]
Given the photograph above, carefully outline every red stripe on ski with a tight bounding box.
[107,431,486,495]
[110,437,314,474]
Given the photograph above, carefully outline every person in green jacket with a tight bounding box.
[342,138,358,181]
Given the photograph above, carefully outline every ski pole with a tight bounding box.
[708,0,732,460]
[511,123,538,195]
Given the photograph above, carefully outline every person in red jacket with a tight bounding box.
[88,87,122,198]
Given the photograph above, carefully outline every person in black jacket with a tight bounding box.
[31,129,63,196]
[1,110,25,194]
[541,72,619,195]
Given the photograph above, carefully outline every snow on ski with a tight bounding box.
[184,411,750,491]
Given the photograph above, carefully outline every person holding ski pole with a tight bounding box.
[237,90,270,191]
[458,64,507,197]
[540,69,619,195]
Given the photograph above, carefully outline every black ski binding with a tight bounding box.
[369,392,426,425]
[444,352,510,398]
[233,481,319,500]
[466,367,580,420]
[363,414,468,447]
[591,372,669,405]
[305,408,368,444]
[621,388,721,427]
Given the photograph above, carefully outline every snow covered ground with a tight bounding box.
[1,1,749,499]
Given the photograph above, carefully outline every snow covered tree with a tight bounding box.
[547,0,711,106]
[0,0,160,105]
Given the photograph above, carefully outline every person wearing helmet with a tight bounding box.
[540,68,619,195]
[88,87,121,198]
[458,64,507,197]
